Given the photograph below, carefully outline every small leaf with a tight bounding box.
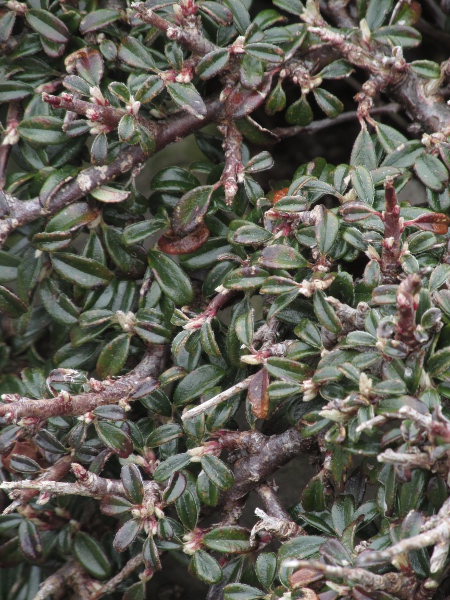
[113,519,141,552]
[172,186,214,236]
[148,250,194,306]
[414,153,448,192]
[203,527,251,553]
[313,88,343,118]
[26,9,69,43]
[174,365,225,406]
[286,95,313,126]
[255,552,277,589]
[197,49,229,79]
[19,520,42,562]
[166,82,207,120]
[96,422,133,458]
[121,464,144,504]
[100,495,133,517]
[224,584,265,600]
[51,253,111,288]
[97,334,130,378]
[0,286,28,319]
[74,532,111,579]
[163,472,187,504]
[351,166,375,205]
[191,550,223,584]
[118,37,157,70]
[260,245,307,269]
[314,290,342,333]
[80,9,119,34]
[153,453,191,483]
[18,117,66,146]
[201,454,234,491]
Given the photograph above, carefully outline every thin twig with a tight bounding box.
[272,104,401,139]
[181,375,254,420]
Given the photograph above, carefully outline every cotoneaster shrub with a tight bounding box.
[1,0,450,598]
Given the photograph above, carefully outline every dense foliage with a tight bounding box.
[2,0,450,598]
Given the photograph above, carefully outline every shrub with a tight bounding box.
[1,0,450,598]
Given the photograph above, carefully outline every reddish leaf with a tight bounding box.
[248,368,270,419]
[405,212,450,235]
[158,225,210,255]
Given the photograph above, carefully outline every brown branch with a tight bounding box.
[132,2,217,56]
[272,104,402,139]
[395,274,422,349]
[0,96,225,248]
[0,345,166,421]
[3,454,72,514]
[1,463,160,500]
[89,553,144,600]
[381,178,402,283]
[306,19,450,133]
[34,560,86,600]
[222,428,317,505]
[0,101,21,190]
[217,119,244,205]
[43,92,156,133]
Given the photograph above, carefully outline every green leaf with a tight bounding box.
[166,82,207,120]
[351,166,374,205]
[191,550,223,584]
[351,128,377,170]
[201,454,234,491]
[96,422,132,458]
[151,167,199,193]
[153,453,191,483]
[121,464,144,504]
[0,285,28,319]
[410,60,441,79]
[173,365,225,406]
[0,82,34,102]
[19,520,42,562]
[203,527,251,553]
[148,250,194,306]
[18,116,66,146]
[365,0,392,29]
[73,532,111,580]
[97,334,130,378]
[147,424,183,447]
[172,186,213,236]
[176,489,199,530]
[428,348,450,378]
[197,49,230,79]
[80,9,119,34]
[245,43,284,64]
[224,584,265,600]
[118,37,157,70]
[51,253,111,289]
[113,519,141,552]
[316,208,339,254]
[118,114,135,143]
[222,0,250,33]
[255,553,277,589]
[100,495,133,517]
[260,245,307,269]
[272,0,304,16]
[314,290,342,333]
[163,472,187,504]
[313,88,343,118]
[266,357,310,382]
[26,9,69,43]
[40,278,79,325]
[286,95,313,126]
[414,153,448,192]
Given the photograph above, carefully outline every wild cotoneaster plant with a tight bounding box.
[2,0,450,598]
